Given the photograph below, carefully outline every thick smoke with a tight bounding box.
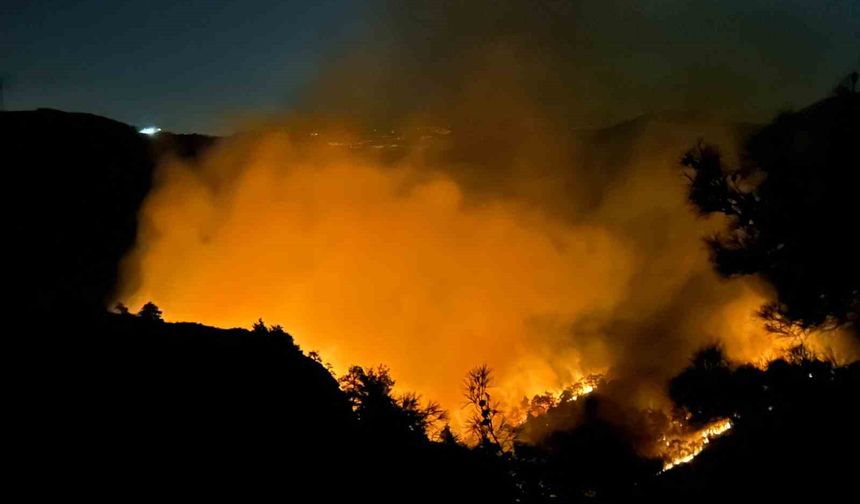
[118,0,858,427]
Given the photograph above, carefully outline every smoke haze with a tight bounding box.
[117,0,859,427]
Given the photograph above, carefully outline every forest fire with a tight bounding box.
[110,0,859,462]
[510,373,737,469]
[659,418,734,472]
[118,119,857,433]
[8,0,859,501]
[512,375,602,425]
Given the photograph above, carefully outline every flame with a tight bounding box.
[659,418,734,472]
[509,375,602,426]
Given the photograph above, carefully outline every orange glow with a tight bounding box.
[659,418,734,472]
[120,131,637,427]
[116,44,858,434]
[116,117,859,433]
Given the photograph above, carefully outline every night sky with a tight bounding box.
[2,0,857,134]
[2,0,363,133]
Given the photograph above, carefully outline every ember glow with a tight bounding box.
[659,418,734,472]
[511,374,602,426]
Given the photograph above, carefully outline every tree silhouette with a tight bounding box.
[250,319,297,351]
[669,344,733,425]
[339,365,446,440]
[833,70,858,96]
[267,324,295,346]
[252,318,268,335]
[137,301,163,321]
[463,364,515,451]
[683,76,859,337]
[438,424,461,445]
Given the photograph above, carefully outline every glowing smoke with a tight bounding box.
[116,0,858,429]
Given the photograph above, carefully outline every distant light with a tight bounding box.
[139,126,161,136]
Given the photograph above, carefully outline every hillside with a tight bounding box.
[2,109,217,318]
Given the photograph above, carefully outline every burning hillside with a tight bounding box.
[111,0,859,461]
[7,0,860,502]
[116,114,857,435]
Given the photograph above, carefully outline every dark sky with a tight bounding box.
[1,0,363,133]
[2,0,857,134]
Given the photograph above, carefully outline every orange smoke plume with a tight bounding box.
[116,114,857,432]
[116,4,858,431]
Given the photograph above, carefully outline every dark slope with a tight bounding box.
[51,313,354,499]
[26,312,514,502]
[2,108,217,318]
[654,357,860,503]
[4,109,154,317]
